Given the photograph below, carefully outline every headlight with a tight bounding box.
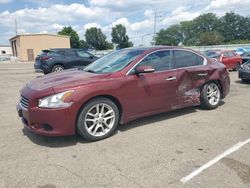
[38,90,74,108]
[242,62,250,70]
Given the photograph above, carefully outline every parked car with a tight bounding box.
[0,55,11,62]
[208,50,242,70]
[34,48,97,74]
[240,51,250,64]
[203,49,221,57]
[235,47,250,55]
[239,60,250,82]
[17,47,230,141]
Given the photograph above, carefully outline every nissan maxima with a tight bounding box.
[17,47,230,141]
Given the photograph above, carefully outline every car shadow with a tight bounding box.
[22,128,90,147]
[118,107,197,132]
[235,80,250,84]
[22,103,225,148]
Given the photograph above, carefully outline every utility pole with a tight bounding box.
[15,18,18,35]
[141,35,144,46]
[153,11,156,46]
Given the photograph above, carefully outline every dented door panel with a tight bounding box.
[176,65,216,108]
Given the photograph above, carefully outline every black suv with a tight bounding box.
[34,48,97,74]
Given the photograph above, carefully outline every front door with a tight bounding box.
[27,49,34,61]
[124,50,177,118]
[75,51,93,67]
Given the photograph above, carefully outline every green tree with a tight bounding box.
[79,40,89,49]
[199,31,224,45]
[218,12,250,42]
[111,24,133,48]
[155,24,183,45]
[58,26,80,48]
[180,13,220,45]
[85,27,109,50]
[107,42,114,49]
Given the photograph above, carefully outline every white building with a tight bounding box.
[0,45,12,55]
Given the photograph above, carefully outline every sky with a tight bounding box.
[0,0,250,46]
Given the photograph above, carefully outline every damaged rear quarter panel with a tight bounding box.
[176,64,222,108]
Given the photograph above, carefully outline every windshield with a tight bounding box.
[208,52,221,58]
[84,49,145,73]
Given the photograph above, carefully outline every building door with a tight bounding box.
[27,49,34,61]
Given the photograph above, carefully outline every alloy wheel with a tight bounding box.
[53,66,64,72]
[84,103,115,137]
[206,83,220,106]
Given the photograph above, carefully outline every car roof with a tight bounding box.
[50,48,87,51]
[124,46,203,53]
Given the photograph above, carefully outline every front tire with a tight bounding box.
[77,98,119,141]
[200,82,221,110]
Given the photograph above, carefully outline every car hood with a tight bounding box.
[27,69,110,91]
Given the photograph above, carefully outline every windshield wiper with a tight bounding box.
[84,69,96,73]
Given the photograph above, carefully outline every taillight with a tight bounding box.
[41,56,51,61]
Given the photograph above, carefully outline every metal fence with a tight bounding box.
[186,44,250,52]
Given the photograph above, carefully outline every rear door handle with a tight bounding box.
[166,76,176,81]
[197,73,208,76]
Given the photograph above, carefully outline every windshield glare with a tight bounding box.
[84,49,145,73]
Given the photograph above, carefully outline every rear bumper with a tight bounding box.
[34,61,50,74]
[239,68,250,80]
[16,103,76,136]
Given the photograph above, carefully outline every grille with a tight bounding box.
[20,96,29,110]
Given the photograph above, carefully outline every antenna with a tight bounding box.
[153,11,156,46]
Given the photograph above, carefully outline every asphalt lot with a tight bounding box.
[0,62,249,188]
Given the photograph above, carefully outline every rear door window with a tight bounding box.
[173,50,204,68]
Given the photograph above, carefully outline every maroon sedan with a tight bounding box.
[17,47,230,141]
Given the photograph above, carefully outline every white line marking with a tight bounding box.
[181,138,250,184]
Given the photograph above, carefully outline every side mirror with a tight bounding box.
[135,66,155,74]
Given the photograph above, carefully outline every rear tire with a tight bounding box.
[200,82,221,110]
[77,98,119,141]
[52,65,64,72]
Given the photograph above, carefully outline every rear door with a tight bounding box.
[173,49,209,108]
[124,50,178,118]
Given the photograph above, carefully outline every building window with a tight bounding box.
[1,50,6,54]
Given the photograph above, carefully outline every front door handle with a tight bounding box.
[166,76,176,81]
[197,73,208,76]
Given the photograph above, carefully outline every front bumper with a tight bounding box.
[16,102,76,136]
[239,68,250,80]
